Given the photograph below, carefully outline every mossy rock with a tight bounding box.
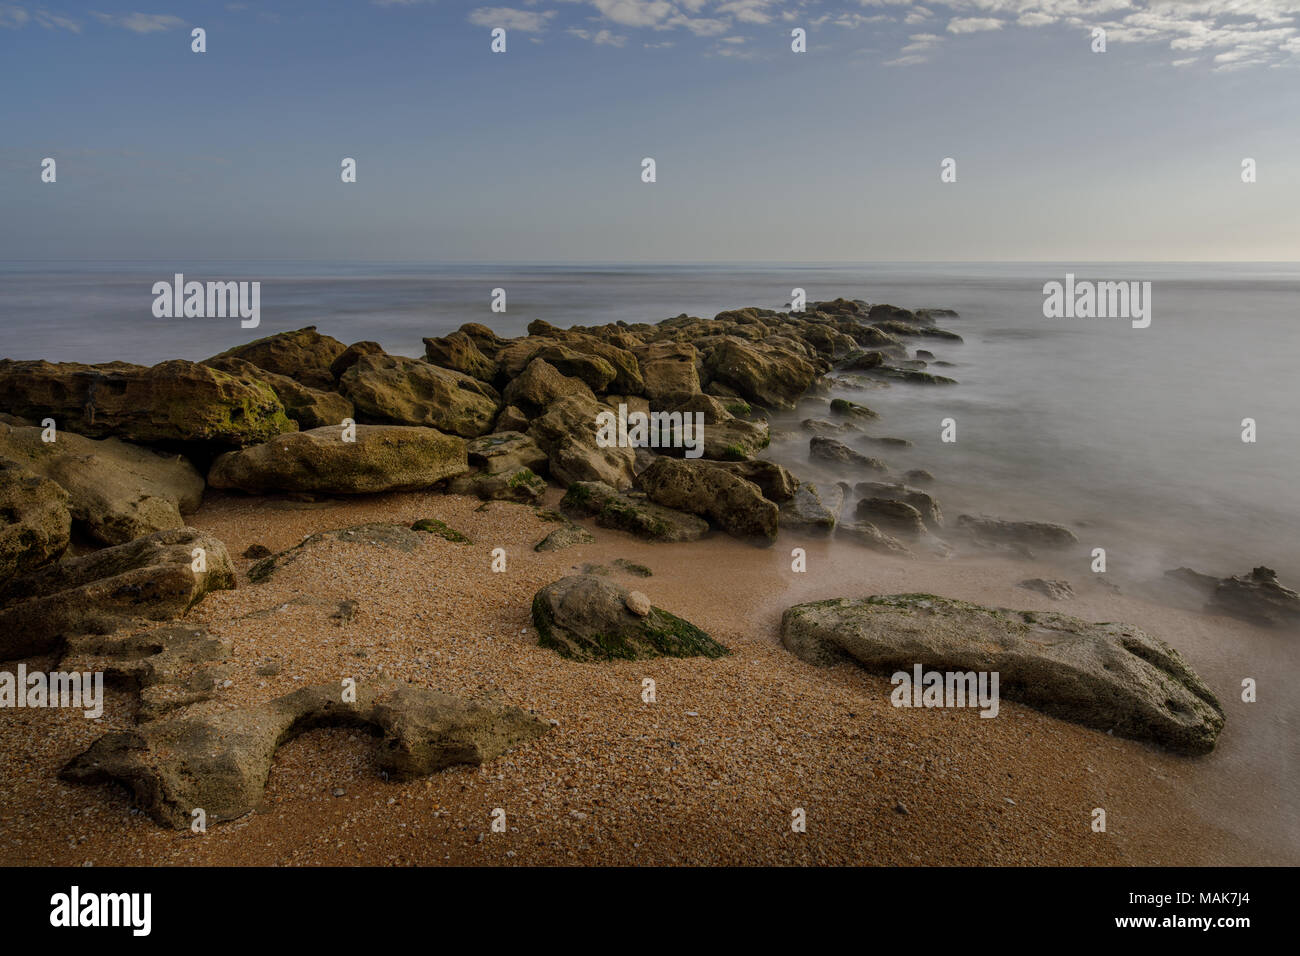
[411,518,472,544]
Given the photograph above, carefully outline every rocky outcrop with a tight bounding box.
[1,422,203,545]
[208,425,467,495]
[423,331,497,382]
[502,359,595,417]
[203,355,353,430]
[560,481,708,542]
[528,394,636,490]
[780,482,843,534]
[638,456,779,543]
[0,528,234,659]
[702,338,820,410]
[0,458,70,585]
[207,326,347,391]
[0,359,294,448]
[780,594,1225,755]
[61,680,550,828]
[633,341,701,404]
[340,354,499,438]
[532,574,727,661]
[698,459,797,503]
[1168,565,1300,629]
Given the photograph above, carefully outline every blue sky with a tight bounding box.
[2,0,1298,261]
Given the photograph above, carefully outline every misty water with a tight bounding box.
[2,260,1296,584]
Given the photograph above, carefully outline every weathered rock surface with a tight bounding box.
[203,355,353,430]
[1019,578,1075,600]
[340,354,499,438]
[560,481,708,542]
[835,520,910,554]
[1168,566,1300,629]
[329,341,385,382]
[207,326,347,391]
[465,431,548,476]
[528,394,636,490]
[535,522,596,552]
[448,467,546,503]
[854,481,942,530]
[703,338,820,410]
[809,436,887,472]
[501,359,594,416]
[423,330,497,382]
[0,457,70,585]
[0,359,294,448]
[209,425,467,495]
[781,593,1225,755]
[247,522,421,583]
[532,574,727,661]
[957,514,1077,551]
[780,481,843,534]
[1,422,203,545]
[633,341,701,404]
[61,680,550,828]
[638,456,778,543]
[698,459,797,503]
[855,497,926,538]
[0,528,235,659]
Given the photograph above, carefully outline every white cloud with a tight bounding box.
[468,7,557,32]
[569,26,629,44]
[947,16,1003,33]
[93,12,185,33]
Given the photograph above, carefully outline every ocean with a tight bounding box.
[2,260,1297,584]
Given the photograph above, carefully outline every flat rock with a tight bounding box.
[957,513,1077,551]
[560,481,708,543]
[208,424,467,495]
[532,574,727,661]
[780,593,1224,755]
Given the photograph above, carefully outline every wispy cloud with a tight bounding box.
[0,4,81,31]
[468,7,558,32]
[93,12,185,33]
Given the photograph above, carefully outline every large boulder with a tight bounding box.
[534,344,617,393]
[702,338,820,410]
[527,394,636,490]
[206,326,346,391]
[502,358,594,417]
[782,595,1225,756]
[203,356,353,430]
[339,354,499,438]
[465,431,548,475]
[0,359,294,448]
[633,341,701,404]
[208,425,467,495]
[532,574,727,661]
[698,459,797,502]
[423,331,497,382]
[0,527,234,659]
[560,481,708,542]
[62,680,550,828]
[0,458,70,585]
[329,341,385,382]
[637,456,778,543]
[0,422,204,546]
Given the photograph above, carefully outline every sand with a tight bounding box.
[0,487,1293,867]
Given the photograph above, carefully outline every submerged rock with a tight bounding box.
[957,514,1077,551]
[532,574,727,661]
[534,522,596,552]
[780,593,1224,755]
[855,497,926,538]
[809,436,887,472]
[854,481,942,530]
[62,680,550,828]
[1168,566,1300,629]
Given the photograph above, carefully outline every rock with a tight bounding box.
[1,422,204,545]
[457,323,508,360]
[698,459,797,502]
[780,482,843,535]
[493,405,532,433]
[207,326,347,391]
[855,497,925,538]
[625,591,652,617]
[854,481,942,530]
[248,523,422,583]
[957,514,1077,551]
[531,574,727,661]
[410,519,471,544]
[802,418,856,436]
[560,481,708,542]
[329,341,385,381]
[830,398,878,421]
[423,331,497,382]
[0,359,294,448]
[841,351,886,371]
[465,431,548,476]
[633,342,701,404]
[339,354,499,438]
[1020,578,1075,600]
[0,528,235,659]
[780,594,1225,755]
[835,520,910,554]
[534,523,595,552]
[208,425,467,495]
[702,338,820,410]
[203,356,353,430]
[528,394,636,490]
[905,469,934,485]
[61,680,550,828]
[870,366,958,385]
[638,456,779,543]
[809,436,887,472]
[448,467,546,503]
[242,544,271,559]
[0,458,70,585]
[1209,567,1300,628]
[502,359,595,416]
[533,344,617,392]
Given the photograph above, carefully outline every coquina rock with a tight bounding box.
[957,514,1077,551]
[0,359,294,448]
[502,358,594,417]
[0,422,203,545]
[423,330,498,382]
[0,457,70,585]
[637,456,778,543]
[206,326,347,391]
[560,481,709,542]
[702,337,821,410]
[61,680,550,828]
[203,355,353,430]
[780,593,1224,755]
[208,425,467,495]
[340,354,499,438]
[780,482,843,534]
[532,574,727,661]
[632,341,701,404]
[528,394,637,490]
[0,527,234,659]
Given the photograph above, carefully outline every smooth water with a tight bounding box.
[1,260,1296,582]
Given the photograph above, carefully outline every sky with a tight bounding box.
[2,0,1299,262]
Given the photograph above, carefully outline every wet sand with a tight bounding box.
[0,489,1292,866]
